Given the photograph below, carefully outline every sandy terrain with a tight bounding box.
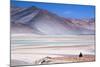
[11,45,95,66]
[11,35,95,66]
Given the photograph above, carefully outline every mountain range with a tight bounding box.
[11,6,95,35]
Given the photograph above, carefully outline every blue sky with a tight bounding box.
[11,0,95,19]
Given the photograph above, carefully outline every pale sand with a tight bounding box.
[11,45,95,66]
[11,35,95,66]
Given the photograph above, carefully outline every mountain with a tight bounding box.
[11,6,95,35]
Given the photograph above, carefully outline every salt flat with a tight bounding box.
[11,35,95,66]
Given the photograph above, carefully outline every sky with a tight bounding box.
[11,0,95,19]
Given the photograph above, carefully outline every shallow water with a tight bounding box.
[11,35,95,46]
[11,35,95,55]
